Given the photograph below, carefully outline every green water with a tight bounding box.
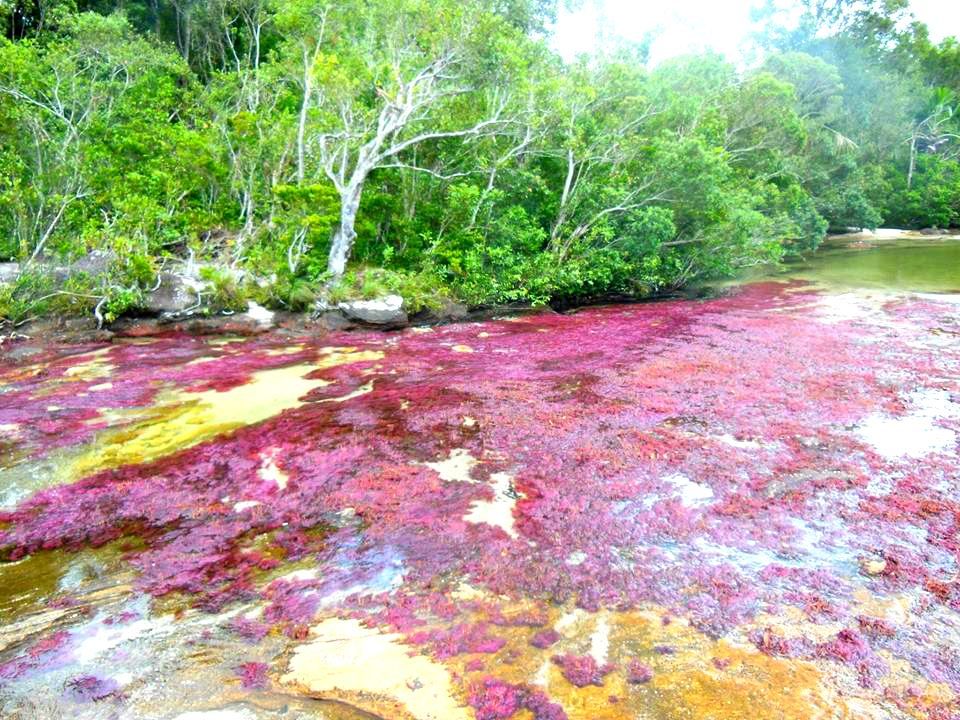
[780,240,960,292]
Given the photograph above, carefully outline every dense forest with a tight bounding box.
[0,0,958,324]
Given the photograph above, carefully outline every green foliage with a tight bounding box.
[326,267,451,313]
[198,266,249,313]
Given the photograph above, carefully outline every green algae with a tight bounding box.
[0,550,68,622]
[0,541,136,623]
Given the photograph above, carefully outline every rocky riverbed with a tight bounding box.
[0,241,959,720]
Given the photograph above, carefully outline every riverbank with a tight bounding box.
[4,229,957,356]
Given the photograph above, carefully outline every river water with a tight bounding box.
[0,236,958,720]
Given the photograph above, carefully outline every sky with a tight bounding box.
[551,0,960,66]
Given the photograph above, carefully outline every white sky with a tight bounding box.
[552,0,960,66]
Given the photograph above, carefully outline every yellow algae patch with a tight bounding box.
[282,618,471,720]
[451,345,474,353]
[648,640,844,720]
[438,604,869,720]
[265,344,306,356]
[63,347,114,381]
[67,348,383,478]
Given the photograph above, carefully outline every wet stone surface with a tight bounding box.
[0,271,958,719]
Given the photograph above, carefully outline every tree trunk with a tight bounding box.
[297,45,311,185]
[328,183,363,278]
[907,134,917,190]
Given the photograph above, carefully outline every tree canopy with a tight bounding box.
[1,0,958,322]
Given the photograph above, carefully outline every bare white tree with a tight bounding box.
[305,48,510,278]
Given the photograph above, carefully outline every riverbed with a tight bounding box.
[1,237,958,719]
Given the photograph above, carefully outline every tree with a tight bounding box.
[280,0,519,279]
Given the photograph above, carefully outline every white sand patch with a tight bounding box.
[464,472,523,538]
[276,568,320,582]
[74,615,170,665]
[450,582,489,601]
[662,472,714,507]
[283,618,471,720]
[532,658,551,687]
[257,448,288,490]
[565,551,587,566]
[554,609,587,633]
[856,389,959,459]
[233,500,261,512]
[814,292,884,324]
[589,614,610,665]
[425,448,480,483]
[185,355,220,366]
[715,433,761,450]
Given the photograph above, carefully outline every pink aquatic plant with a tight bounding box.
[529,628,561,649]
[2,281,959,708]
[468,677,567,720]
[409,623,507,659]
[235,661,269,689]
[227,617,271,642]
[626,659,653,684]
[65,674,121,702]
[551,653,614,687]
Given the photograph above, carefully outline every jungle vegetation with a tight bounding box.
[0,0,958,322]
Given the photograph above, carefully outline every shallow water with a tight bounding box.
[0,240,959,720]
[781,240,960,293]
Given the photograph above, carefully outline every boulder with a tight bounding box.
[337,294,407,325]
[319,310,356,331]
[410,298,469,326]
[51,249,116,283]
[236,300,275,328]
[143,272,200,316]
[72,249,116,276]
[0,262,19,284]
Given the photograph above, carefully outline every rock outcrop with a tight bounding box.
[142,272,201,316]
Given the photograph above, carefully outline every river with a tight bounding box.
[0,235,958,719]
